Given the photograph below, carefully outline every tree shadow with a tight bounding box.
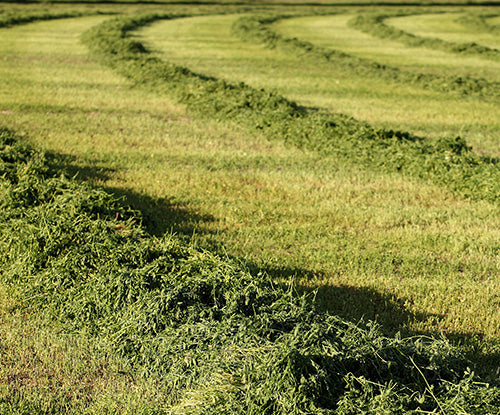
[48,151,500,381]
[47,152,217,239]
[243,262,500,381]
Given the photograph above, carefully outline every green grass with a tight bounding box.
[83,11,500,347]
[277,13,500,81]
[2,123,499,413]
[268,13,500,154]
[0,288,173,414]
[350,10,500,62]
[388,12,500,52]
[1,3,500,413]
[1,1,499,350]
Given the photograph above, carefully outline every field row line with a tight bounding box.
[233,14,500,101]
[2,119,499,414]
[349,10,500,62]
[456,12,500,34]
[1,11,500,412]
[0,9,108,28]
[83,13,500,206]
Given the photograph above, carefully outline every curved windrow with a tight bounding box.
[234,14,500,101]
[1,12,500,414]
[457,12,500,35]
[86,14,500,205]
[349,11,500,62]
[389,12,500,51]
[0,9,101,27]
[2,113,500,414]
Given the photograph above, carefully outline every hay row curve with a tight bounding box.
[0,9,104,28]
[2,121,500,413]
[1,11,500,413]
[84,13,500,206]
[348,11,500,62]
[456,12,500,35]
[232,14,500,101]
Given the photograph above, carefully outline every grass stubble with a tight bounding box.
[0,4,495,413]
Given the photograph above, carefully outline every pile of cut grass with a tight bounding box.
[456,12,500,35]
[2,126,500,413]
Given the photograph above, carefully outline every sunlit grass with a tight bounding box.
[1,6,500,406]
[140,14,500,155]
[278,13,500,78]
[5,12,500,345]
[272,13,500,154]
[0,286,173,414]
[388,12,500,51]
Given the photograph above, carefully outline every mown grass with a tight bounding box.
[349,10,500,62]
[0,288,173,414]
[84,10,500,344]
[387,11,500,53]
[275,13,500,82]
[1,3,500,413]
[262,12,500,154]
[2,1,500,348]
[2,123,499,413]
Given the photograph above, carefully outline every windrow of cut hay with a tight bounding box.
[233,14,500,99]
[349,11,500,62]
[84,14,500,205]
[456,12,500,35]
[1,126,500,413]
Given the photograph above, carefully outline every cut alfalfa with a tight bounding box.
[83,14,500,207]
[1,128,499,413]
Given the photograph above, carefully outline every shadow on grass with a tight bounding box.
[244,262,500,380]
[104,185,216,238]
[51,153,500,381]
[433,332,500,381]
[54,152,432,338]
[244,262,439,336]
[48,152,217,239]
